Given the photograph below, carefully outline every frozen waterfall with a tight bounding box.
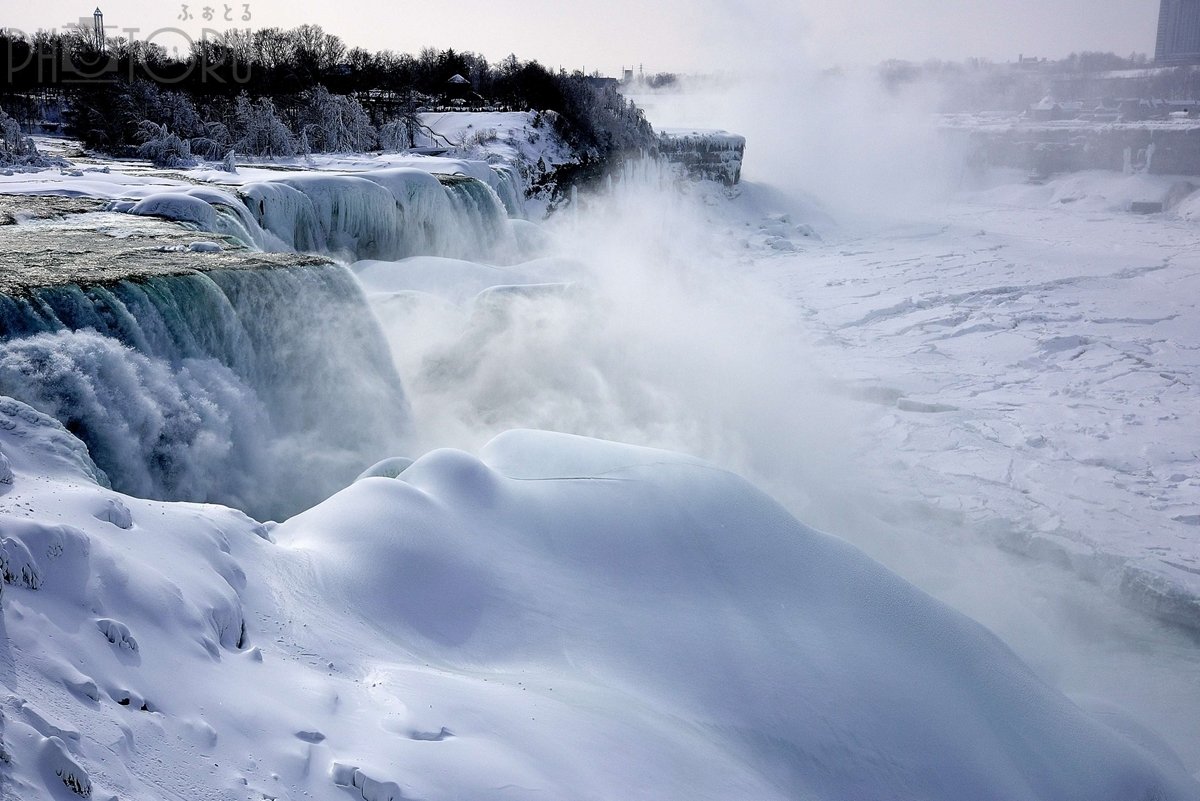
[0,264,409,519]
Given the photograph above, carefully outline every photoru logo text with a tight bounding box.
[2,6,257,85]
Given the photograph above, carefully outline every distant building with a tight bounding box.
[93,7,105,52]
[584,76,619,90]
[444,74,471,100]
[1026,96,1085,121]
[1155,0,1200,64]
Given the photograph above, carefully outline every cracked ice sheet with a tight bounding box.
[748,182,1200,617]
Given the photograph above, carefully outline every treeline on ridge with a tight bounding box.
[0,23,655,169]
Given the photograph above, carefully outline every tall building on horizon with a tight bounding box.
[1156,0,1200,64]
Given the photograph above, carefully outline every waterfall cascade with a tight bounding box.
[0,160,524,518]
[0,264,409,519]
[119,166,521,263]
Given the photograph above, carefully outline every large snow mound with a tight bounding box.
[0,415,1195,799]
[278,430,1195,800]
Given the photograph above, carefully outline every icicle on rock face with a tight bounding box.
[111,168,519,262]
[0,264,410,520]
[487,164,525,217]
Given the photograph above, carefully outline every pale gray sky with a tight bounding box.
[13,1,1160,73]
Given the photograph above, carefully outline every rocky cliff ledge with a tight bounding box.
[658,129,746,185]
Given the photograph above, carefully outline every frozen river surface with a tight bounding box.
[762,187,1200,621]
[736,181,1200,768]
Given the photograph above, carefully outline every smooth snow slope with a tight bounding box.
[0,406,1195,800]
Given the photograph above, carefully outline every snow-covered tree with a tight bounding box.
[122,82,205,139]
[297,127,312,157]
[296,85,377,153]
[379,92,427,151]
[0,107,48,167]
[135,121,197,168]
[233,93,296,158]
[378,120,410,151]
[190,121,233,161]
[0,109,31,157]
[157,90,205,138]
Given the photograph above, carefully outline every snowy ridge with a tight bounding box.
[0,264,408,520]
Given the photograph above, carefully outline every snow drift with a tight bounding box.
[0,423,1194,800]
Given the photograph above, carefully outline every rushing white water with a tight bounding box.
[0,265,408,520]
